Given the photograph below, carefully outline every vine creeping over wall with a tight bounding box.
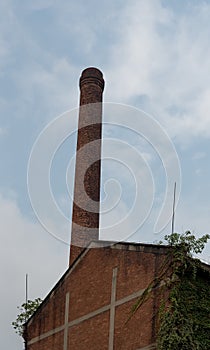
[157,257,210,349]
[131,232,210,350]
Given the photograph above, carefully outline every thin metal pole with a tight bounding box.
[24,273,28,350]
[26,274,28,309]
[171,182,176,234]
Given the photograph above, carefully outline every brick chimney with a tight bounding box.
[70,67,105,265]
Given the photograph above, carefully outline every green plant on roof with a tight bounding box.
[12,298,42,337]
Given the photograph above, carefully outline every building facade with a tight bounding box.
[26,242,169,350]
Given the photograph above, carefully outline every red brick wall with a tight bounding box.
[29,332,64,350]
[26,244,168,350]
[69,312,109,350]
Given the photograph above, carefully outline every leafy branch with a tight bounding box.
[12,298,42,337]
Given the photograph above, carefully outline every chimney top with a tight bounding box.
[80,67,104,91]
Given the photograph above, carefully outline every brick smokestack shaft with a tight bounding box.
[70,68,105,265]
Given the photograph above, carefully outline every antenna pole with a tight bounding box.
[25,273,28,313]
[24,273,28,350]
[171,182,176,234]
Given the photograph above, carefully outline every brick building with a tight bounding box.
[24,68,209,350]
[26,241,168,350]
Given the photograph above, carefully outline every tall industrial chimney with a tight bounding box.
[70,67,105,265]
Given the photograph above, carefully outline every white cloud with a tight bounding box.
[0,1,80,123]
[0,193,69,349]
[16,57,78,115]
[105,0,210,142]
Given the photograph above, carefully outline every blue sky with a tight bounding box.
[1,0,210,348]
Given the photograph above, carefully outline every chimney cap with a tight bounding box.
[80,67,104,91]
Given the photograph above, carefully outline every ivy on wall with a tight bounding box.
[130,231,210,350]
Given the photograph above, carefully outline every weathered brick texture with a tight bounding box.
[26,243,168,350]
[70,68,105,264]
